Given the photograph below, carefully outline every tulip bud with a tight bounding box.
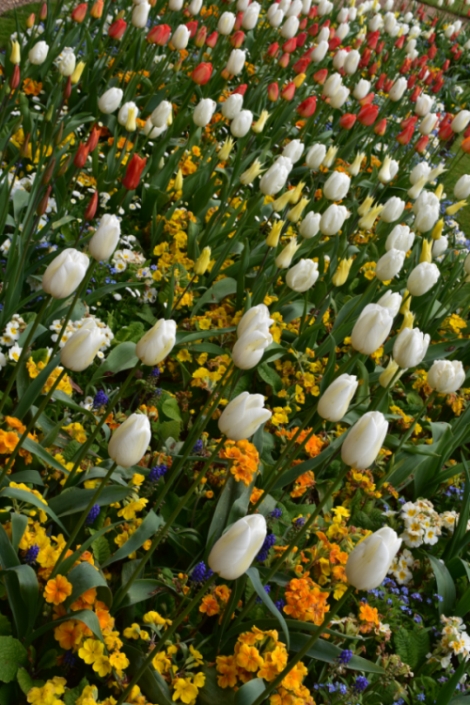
[322,146,338,168]
[252,110,270,134]
[108,414,151,468]
[286,259,319,292]
[260,157,292,196]
[407,262,440,296]
[346,527,401,590]
[42,248,89,299]
[393,327,430,368]
[323,171,351,201]
[375,249,405,282]
[318,374,358,422]
[10,41,21,65]
[88,214,121,261]
[231,110,253,138]
[132,1,150,28]
[39,3,47,19]
[98,87,123,114]
[222,94,243,120]
[58,48,76,77]
[193,98,216,127]
[377,291,402,318]
[26,12,35,27]
[122,154,147,190]
[171,24,190,49]
[226,49,246,75]
[452,110,470,133]
[378,156,399,184]
[108,18,127,39]
[320,204,350,236]
[218,392,272,441]
[60,321,106,372]
[341,411,389,469]
[275,238,300,269]
[446,200,467,216]
[136,319,177,366]
[305,144,326,170]
[427,359,466,394]
[118,102,139,131]
[386,224,415,252]
[36,185,51,215]
[74,143,89,169]
[419,238,433,263]
[219,137,235,162]
[194,247,211,275]
[90,0,104,18]
[191,62,213,85]
[299,212,320,240]
[71,61,86,85]
[351,303,393,355]
[379,359,404,388]
[208,515,267,580]
[332,258,354,286]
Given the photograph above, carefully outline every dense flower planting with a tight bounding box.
[1,0,470,703]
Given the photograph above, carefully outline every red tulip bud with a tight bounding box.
[267,82,279,101]
[90,0,103,18]
[293,56,310,74]
[357,104,378,126]
[233,83,248,95]
[195,25,207,47]
[231,30,245,47]
[206,31,218,48]
[122,154,147,190]
[367,31,379,50]
[278,53,290,68]
[71,3,88,22]
[374,118,387,136]
[84,191,99,221]
[313,68,328,84]
[186,20,198,38]
[340,113,357,130]
[26,12,35,27]
[428,44,437,60]
[410,86,422,102]
[395,35,405,49]
[39,3,47,20]
[9,65,20,91]
[461,136,470,154]
[191,62,213,85]
[308,22,319,36]
[147,24,171,45]
[37,186,51,216]
[281,82,296,101]
[329,36,341,51]
[64,77,72,101]
[87,126,101,153]
[283,38,297,54]
[108,19,127,39]
[296,96,317,117]
[414,135,429,153]
[296,31,307,47]
[74,143,90,169]
[267,42,279,58]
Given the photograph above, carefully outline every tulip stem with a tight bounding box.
[113,438,225,611]
[0,296,51,418]
[52,461,118,577]
[63,361,142,488]
[249,586,355,705]
[237,458,347,626]
[0,367,66,485]
[115,574,217,705]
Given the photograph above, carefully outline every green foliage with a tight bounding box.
[0,636,28,683]
[394,627,430,670]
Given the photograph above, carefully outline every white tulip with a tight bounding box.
[351,303,393,355]
[280,15,299,38]
[353,79,371,101]
[317,374,358,422]
[118,101,139,128]
[378,156,399,184]
[454,175,470,200]
[336,22,350,41]
[407,262,440,296]
[318,0,333,14]
[386,224,415,253]
[375,249,406,282]
[427,360,466,394]
[260,157,292,196]
[144,119,166,138]
[323,171,350,201]
[346,527,402,590]
[348,152,366,177]
[88,214,121,261]
[108,414,151,468]
[311,40,329,62]
[29,40,49,65]
[151,100,172,128]
[208,515,267,580]
[410,162,431,185]
[286,259,319,292]
[169,0,183,8]
[413,191,440,232]
[193,99,216,127]
[415,94,433,117]
[306,144,326,170]
[341,411,389,469]
[60,321,105,372]
[323,73,342,99]
[135,319,177,366]
[171,25,190,50]
[242,2,260,29]
[226,49,246,75]
[419,113,438,135]
[344,49,360,75]
[232,329,273,369]
[218,392,272,440]
[132,1,150,27]
[42,248,89,299]
[320,204,350,236]
[393,327,430,368]
[218,11,236,34]
[98,87,123,114]
[231,110,253,138]
[452,110,470,133]
[188,0,202,14]
[432,236,448,258]
[380,197,405,223]
[57,47,76,77]
[283,139,304,164]
[269,7,284,26]
[299,212,321,239]
[377,290,402,318]
[389,77,407,101]
[222,94,243,120]
[237,304,273,339]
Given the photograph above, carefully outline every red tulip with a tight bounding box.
[368,62,378,77]
[375,73,386,91]
[191,62,213,85]
[195,25,207,47]
[359,48,371,68]
[340,113,357,130]
[396,123,415,145]
[147,24,171,45]
[442,59,450,71]
[9,65,20,91]
[283,38,297,53]
[26,12,35,27]
[297,96,317,117]
[313,68,328,84]
[410,86,422,102]
[414,135,429,153]
[428,44,437,60]
[308,22,319,37]
[367,30,379,50]
[296,31,307,47]
[281,82,296,101]
[206,31,218,48]
[233,84,248,95]
[278,53,290,68]
[400,58,412,74]
[71,2,88,22]
[395,35,405,49]
[407,74,417,89]
[231,30,245,47]
[108,19,126,39]
[84,191,99,221]
[329,36,341,51]
[268,82,279,101]
[267,42,279,58]
[87,126,101,153]
[122,154,147,190]
[37,186,51,217]
[461,136,470,154]
[186,20,198,38]
[74,143,89,169]
[293,57,310,74]
[90,0,103,18]
[357,104,378,126]
[39,2,47,19]
[374,118,387,136]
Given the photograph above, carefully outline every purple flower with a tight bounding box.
[149,464,168,482]
[256,533,276,562]
[270,508,282,519]
[24,544,39,564]
[354,676,369,692]
[93,390,109,407]
[190,561,213,583]
[338,649,353,665]
[86,504,101,525]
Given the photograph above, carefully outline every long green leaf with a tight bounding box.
[246,567,290,649]
[0,488,67,534]
[103,511,163,567]
[429,555,456,616]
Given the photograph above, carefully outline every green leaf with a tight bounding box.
[0,617,12,637]
[31,609,103,643]
[104,511,163,567]
[158,420,181,442]
[246,568,290,648]
[0,636,27,683]
[234,679,266,705]
[257,363,282,393]
[192,278,237,315]
[21,437,69,475]
[207,477,249,548]
[429,555,456,616]
[66,562,111,608]
[0,488,67,534]
[11,514,27,554]
[124,644,173,705]
[91,535,111,565]
[17,667,43,695]
[92,342,138,379]
[0,525,19,569]
[437,658,467,705]
[289,633,385,673]
[161,397,182,422]
[114,580,160,610]
[48,486,130,517]
[393,626,430,670]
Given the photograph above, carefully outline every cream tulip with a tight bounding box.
[351,304,393,355]
[341,411,389,469]
[88,214,121,261]
[208,515,267,580]
[218,392,272,440]
[393,327,430,368]
[407,262,440,296]
[108,414,151,468]
[42,248,89,299]
[375,249,406,282]
[345,527,402,590]
[286,259,319,292]
[427,360,466,394]
[60,321,106,372]
[135,319,177,366]
[317,374,358,422]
